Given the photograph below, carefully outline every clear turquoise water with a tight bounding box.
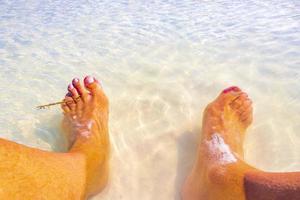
[0,0,299,199]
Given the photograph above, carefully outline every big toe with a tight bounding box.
[215,86,242,106]
[84,75,102,95]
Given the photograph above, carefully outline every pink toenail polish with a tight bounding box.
[222,87,233,94]
[85,76,94,84]
[73,78,79,83]
[232,86,240,92]
[68,84,74,90]
[223,86,240,94]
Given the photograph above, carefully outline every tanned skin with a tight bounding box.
[182,86,300,200]
[0,81,298,200]
[0,76,110,199]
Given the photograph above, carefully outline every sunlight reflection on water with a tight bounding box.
[0,0,299,199]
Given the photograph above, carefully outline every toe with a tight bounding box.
[241,106,252,121]
[68,83,80,102]
[241,106,253,124]
[230,92,248,111]
[72,78,88,102]
[240,99,253,118]
[216,86,242,106]
[221,86,242,99]
[64,94,76,112]
[84,75,102,95]
[61,97,70,113]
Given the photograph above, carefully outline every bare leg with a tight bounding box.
[0,76,109,199]
[182,87,257,200]
[182,86,300,200]
[62,76,110,197]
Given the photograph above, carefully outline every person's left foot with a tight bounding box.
[61,76,110,196]
[61,76,109,146]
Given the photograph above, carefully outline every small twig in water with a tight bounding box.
[36,96,81,110]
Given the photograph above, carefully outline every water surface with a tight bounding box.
[0,0,299,199]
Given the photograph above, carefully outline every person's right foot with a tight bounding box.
[182,86,254,200]
[202,86,253,154]
[61,76,110,197]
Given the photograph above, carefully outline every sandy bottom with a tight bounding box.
[0,0,299,199]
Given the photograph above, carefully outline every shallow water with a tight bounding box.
[0,0,299,199]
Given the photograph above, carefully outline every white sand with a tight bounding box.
[0,0,299,199]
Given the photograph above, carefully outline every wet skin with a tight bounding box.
[0,76,110,199]
[0,80,298,199]
[182,87,300,200]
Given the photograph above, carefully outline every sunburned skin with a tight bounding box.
[182,86,300,200]
[0,76,110,199]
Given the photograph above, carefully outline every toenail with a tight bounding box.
[223,86,240,93]
[94,78,102,87]
[232,86,240,92]
[72,78,79,84]
[66,92,72,97]
[85,76,94,84]
[68,84,74,90]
